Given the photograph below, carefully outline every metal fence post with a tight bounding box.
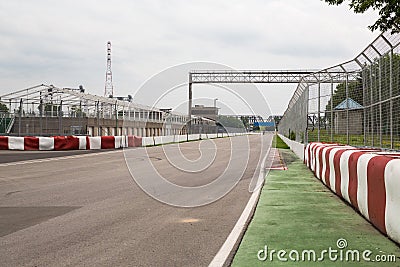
[390,49,394,149]
[362,67,367,147]
[318,82,321,142]
[370,64,374,147]
[59,100,63,136]
[345,73,349,145]
[330,78,334,142]
[305,85,309,144]
[378,57,382,147]
[18,98,22,136]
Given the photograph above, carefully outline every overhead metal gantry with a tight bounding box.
[187,69,358,133]
[190,70,317,84]
[189,69,358,84]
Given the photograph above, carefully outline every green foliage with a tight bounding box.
[239,116,249,129]
[71,105,86,117]
[217,116,245,129]
[0,102,9,112]
[323,0,400,33]
[38,103,60,116]
[325,53,400,133]
[365,54,400,100]
[289,131,296,141]
[273,115,283,126]
[274,135,290,149]
[325,78,363,112]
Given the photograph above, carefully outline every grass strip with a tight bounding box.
[274,134,290,149]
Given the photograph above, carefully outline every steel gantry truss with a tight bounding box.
[189,70,357,84]
[190,70,316,84]
[187,69,358,133]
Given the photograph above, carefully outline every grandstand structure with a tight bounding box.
[0,84,190,137]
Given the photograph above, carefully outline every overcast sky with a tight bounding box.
[0,0,379,117]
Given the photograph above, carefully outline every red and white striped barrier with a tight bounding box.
[0,135,143,151]
[305,142,400,245]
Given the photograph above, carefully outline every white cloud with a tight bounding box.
[0,0,380,114]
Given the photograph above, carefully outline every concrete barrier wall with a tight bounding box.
[278,134,305,160]
[0,135,142,151]
[143,135,191,146]
[305,142,400,245]
[0,132,248,151]
[141,132,248,147]
[142,137,154,146]
[188,134,200,141]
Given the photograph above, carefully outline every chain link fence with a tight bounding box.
[279,31,400,150]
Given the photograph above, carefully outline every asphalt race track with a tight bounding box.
[0,133,273,266]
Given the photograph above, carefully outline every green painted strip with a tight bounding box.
[232,149,400,266]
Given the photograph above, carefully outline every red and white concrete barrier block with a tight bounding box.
[384,158,400,245]
[305,142,400,245]
[0,135,143,151]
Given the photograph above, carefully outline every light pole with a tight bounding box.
[214,98,218,135]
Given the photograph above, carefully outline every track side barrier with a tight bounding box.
[278,134,305,160]
[305,142,400,245]
[141,133,248,147]
[54,136,80,150]
[100,136,115,149]
[0,133,247,151]
[0,136,8,149]
[0,135,142,151]
[39,137,55,150]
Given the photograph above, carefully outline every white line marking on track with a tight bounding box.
[0,150,123,167]
[208,138,272,267]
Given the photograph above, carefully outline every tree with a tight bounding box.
[324,78,363,129]
[217,116,245,129]
[0,102,9,113]
[325,77,363,113]
[71,105,86,117]
[38,103,60,116]
[325,53,400,134]
[240,116,250,130]
[323,0,400,33]
[273,115,283,127]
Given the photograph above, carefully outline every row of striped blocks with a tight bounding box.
[305,142,400,245]
[0,136,142,150]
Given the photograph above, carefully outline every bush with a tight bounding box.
[289,131,296,141]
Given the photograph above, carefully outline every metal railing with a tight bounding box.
[278,31,400,150]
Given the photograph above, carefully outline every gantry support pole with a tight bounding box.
[188,73,193,135]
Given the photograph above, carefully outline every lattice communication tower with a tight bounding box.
[104,41,114,98]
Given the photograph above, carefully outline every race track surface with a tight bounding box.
[0,134,272,266]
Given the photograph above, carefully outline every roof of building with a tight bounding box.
[334,98,363,110]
